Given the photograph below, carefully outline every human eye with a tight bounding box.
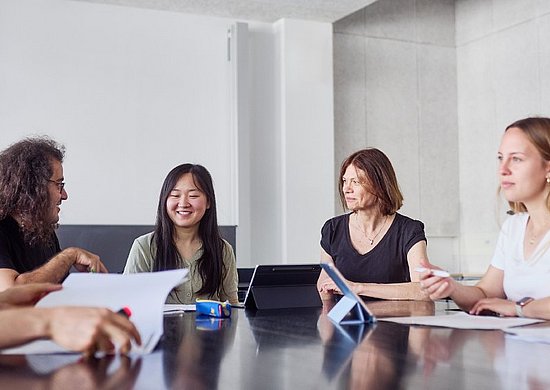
[188,190,202,199]
[497,155,503,161]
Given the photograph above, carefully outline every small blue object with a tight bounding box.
[195,299,232,318]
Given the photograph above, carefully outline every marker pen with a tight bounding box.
[117,307,132,318]
[415,267,450,278]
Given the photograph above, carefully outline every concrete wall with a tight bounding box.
[333,0,459,272]
[456,0,550,273]
[334,0,550,274]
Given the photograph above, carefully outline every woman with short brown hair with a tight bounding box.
[317,148,431,301]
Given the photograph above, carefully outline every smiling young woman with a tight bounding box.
[123,164,238,305]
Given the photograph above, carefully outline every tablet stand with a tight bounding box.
[328,295,373,324]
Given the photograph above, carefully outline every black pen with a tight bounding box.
[117,307,132,318]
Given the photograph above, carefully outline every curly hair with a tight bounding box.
[0,137,65,244]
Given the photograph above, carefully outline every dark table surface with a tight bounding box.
[1,300,549,389]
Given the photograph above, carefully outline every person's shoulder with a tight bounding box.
[221,238,234,252]
[321,214,349,235]
[134,232,154,246]
[394,213,424,229]
[323,213,349,226]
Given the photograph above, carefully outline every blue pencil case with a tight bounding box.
[195,299,232,318]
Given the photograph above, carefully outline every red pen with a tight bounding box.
[117,307,132,318]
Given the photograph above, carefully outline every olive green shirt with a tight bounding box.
[123,232,238,304]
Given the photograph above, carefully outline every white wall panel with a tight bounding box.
[0,0,239,226]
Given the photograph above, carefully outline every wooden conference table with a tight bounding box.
[0,300,549,389]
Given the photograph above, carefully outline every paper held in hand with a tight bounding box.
[1,269,188,355]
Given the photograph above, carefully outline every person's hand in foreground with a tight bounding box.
[47,307,142,356]
[0,307,141,356]
[0,283,62,308]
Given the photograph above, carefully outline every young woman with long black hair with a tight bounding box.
[124,164,238,304]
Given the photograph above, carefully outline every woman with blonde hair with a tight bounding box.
[421,117,550,319]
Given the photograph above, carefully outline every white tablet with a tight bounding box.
[320,262,376,324]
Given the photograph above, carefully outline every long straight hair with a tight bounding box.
[153,164,225,297]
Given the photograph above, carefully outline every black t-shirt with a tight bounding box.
[0,216,61,273]
[320,213,426,284]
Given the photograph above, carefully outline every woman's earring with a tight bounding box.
[547,176,550,184]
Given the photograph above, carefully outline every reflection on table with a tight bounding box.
[0,354,141,389]
[0,300,549,389]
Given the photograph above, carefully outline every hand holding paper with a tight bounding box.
[1,269,188,355]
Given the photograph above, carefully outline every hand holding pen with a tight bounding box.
[45,306,141,357]
[416,261,457,301]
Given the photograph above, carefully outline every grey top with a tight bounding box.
[123,232,238,304]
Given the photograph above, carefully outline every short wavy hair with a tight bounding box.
[338,148,404,215]
[0,137,65,244]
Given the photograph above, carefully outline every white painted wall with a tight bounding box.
[276,19,335,263]
[0,1,335,267]
[0,0,238,226]
[244,19,335,266]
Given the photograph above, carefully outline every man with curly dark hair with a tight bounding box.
[0,137,108,291]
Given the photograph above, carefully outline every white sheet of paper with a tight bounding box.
[379,312,544,330]
[1,269,188,355]
[163,304,196,313]
[504,327,550,343]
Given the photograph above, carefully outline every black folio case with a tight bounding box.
[244,264,322,310]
